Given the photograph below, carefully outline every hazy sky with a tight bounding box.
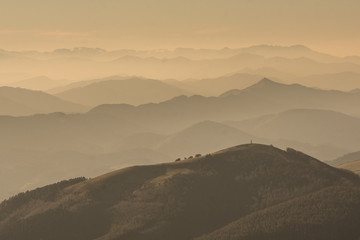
[0,0,359,56]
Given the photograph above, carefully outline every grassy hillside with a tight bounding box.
[338,160,360,175]
[0,144,359,240]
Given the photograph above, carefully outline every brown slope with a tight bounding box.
[0,144,359,240]
[196,186,360,240]
[338,160,360,175]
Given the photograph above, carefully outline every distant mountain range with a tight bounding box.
[165,73,268,96]
[0,87,87,116]
[1,45,360,80]
[4,78,357,148]
[1,144,360,239]
[4,76,70,91]
[1,79,359,200]
[55,77,192,107]
[228,108,360,151]
[1,44,359,238]
[4,69,359,99]
[88,78,360,132]
[37,71,360,101]
[0,45,349,62]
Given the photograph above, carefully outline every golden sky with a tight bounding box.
[0,0,359,56]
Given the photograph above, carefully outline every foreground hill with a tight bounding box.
[1,144,360,240]
[0,147,170,201]
[0,87,87,116]
[55,77,190,106]
[0,118,342,201]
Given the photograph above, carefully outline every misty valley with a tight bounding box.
[1,2,360,237]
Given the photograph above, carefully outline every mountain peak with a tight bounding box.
[290,44,311,50]
[249,78,304,90]
[257,77,277,85]
[219,78,282,97]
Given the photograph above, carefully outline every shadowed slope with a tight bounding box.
[0,144,360,240]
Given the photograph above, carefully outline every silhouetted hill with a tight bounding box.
[56,77,190,106]
[167,73,267,96]
[1,144,360,240]
[220,78,287,97]
[5,76,70,91]
[157,121,257,157]
[0,87,87,116]
[221,79,360,115]
[0,95,34,116]
[0,147,170,201]
[47,75,132,94]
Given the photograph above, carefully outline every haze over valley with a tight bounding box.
[1,0,360,239]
